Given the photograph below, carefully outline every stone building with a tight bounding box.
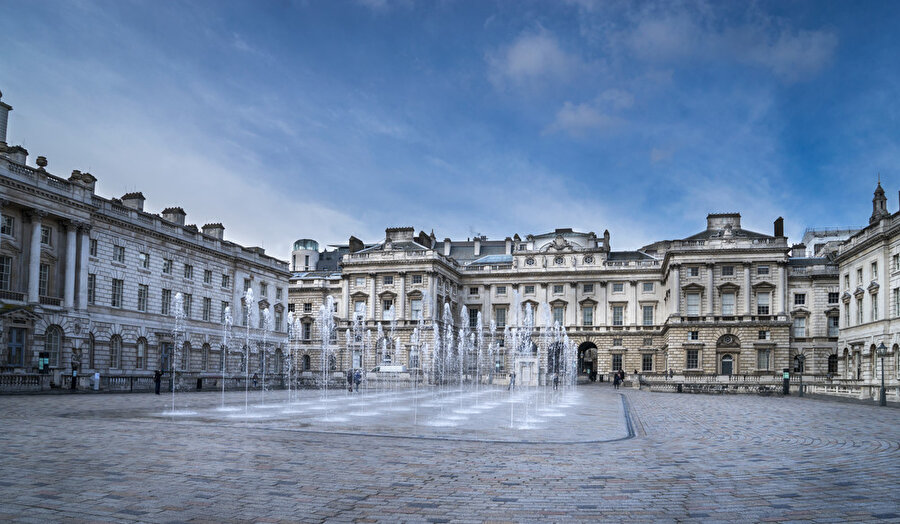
[0,92,290,388]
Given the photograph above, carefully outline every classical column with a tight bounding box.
[367,273,376,321]
[428,272,437,320]
[77,224,90,310]
[63,221,77,308]
[743,263,752,314]
[232,270,245,323]
[599,282,608,325]
[631,280,639,326]
[567,282,577,326]
[777,263,786,315]
[27,209,45,303]
[341,277,350,319]
[671,264,681,315]
[398,272,406,321]
[483,284,492,328]
[706,263,715,316]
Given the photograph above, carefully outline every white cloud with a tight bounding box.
[544,89,632,137]
[487,31,582,91]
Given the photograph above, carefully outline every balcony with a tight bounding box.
[0,290,25,301]
[39,295,62,307]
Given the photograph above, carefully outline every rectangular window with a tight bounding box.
[757,292,770,315]
[844,274,850,289]
[496,285,507,295]
[383,275,393,285]
[287,303,294,312]
[469,287,479,295]
[613,337,623,346]
[686,293,700,316]
[411,299,423,321]
[721,292,735,315]
[686,349,699,369]
[302,323,311,340]
[139,252,149,269]
[642,354,653,372]
[758,265,770,275]
[469,308,479,329]
[221,301,230,323]
[856,297,863,324]
[828,292,839,304]
[0,256,10,290]
[552,306,564,326]
[163,259,172,274]
[243,278,251,291]
[688,331,699,341]
[113,245,125,263]
[583,283,594,294]
[0,215,13,236]
[183,294,192,319]
[496,307,507,328]
[259,281,267,297]
[642,305,654,326]
[38,263,50,296]
[303,302,312,313]
[582,306,593,326]
[872,294,879,321]
[894,288,900,316]
[844,303,850,327]
[111,279,123,308]
[203,297,212,322]
[382,299,393,319]
[137,284,148,312]
[793,317,806,338]
[355,277,365,287]
[643,337,653,346]
[794,293,806,306]
[162,289,172,315]
[221,274,230,288]
[612,354,623,371]
[757,349,770,370]
[275,310,283,332]
[524,285,535,295]
[828,316,839,337]
[642,282,654,293]
[612,282,624,293]
[721,265,734,276]
[553,284,564,294]
[872,261,878,281]
[276,287,283,300]
[203,269,212,284]
[612,306,624,326]
[87,274,96,305]
[758,330,769,340]
[40,225,52,245]
[412,274,422,284]
[685,266,697,277]
[354,301,365,320]
[89,238,97,257]
[857,268,863,285]
[183,264,193,280]
[894,254,900,271]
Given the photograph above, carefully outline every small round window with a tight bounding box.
[526,257,535,266]
[554,256,564,265]
[584,255,594,264]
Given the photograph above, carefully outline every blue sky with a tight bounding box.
[1,0,898,257]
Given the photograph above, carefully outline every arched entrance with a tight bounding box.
[577,341,598,381]
[721,354,734,375]
[716,334,740,375]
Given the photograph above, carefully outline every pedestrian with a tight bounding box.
[347,369,354,393]
[71,364,78,391]
[154,369,162,395]
[354,369,362,392]
[668,368,674,380]
[613,372,620,390]
[553,373,559,390]
[508,372,516,391]
[252,373,258,388]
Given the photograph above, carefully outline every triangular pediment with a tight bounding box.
[682,282,705,291]
[853,286,865,298]
[867,281,880,293]
[0,306,42,322]
[751,281,776,290]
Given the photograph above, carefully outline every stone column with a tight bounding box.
[743,263,752,314]
[777,263,786,315]
[398,272,406,321]
[27,209,45,303]
[671,264,681,315]
[368,273,376,321]
[232,270,245,324]
[428,272,437,320]
[631,280,639,326]
[567,282,577,327]
[483,284,492,328]
[341,276,350,319]
[63,221,77,309]
[706,263,715,316]
[77,224,90,310]
[599,282,608,325]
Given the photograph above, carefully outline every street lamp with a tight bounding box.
[797,354,806,398]
[876,342,887,406]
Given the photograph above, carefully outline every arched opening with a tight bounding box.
[109,334,122,370]
[136,338,148,370]
[181,341,192,371]
[577,341,597,380]
[716,334,740,375]
[721,354,734,375]
[201,343,210,371]
[302,354,311,371]
[45,325,63,368]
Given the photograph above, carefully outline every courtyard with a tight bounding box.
[0,384,898,523]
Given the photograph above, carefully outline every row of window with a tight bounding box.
[683,264,769,277]
[844,261,880,290]
[354,274,426,287]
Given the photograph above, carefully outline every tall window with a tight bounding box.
[354,301,365,321]
[612,354,623,371]
[0,256,10,291]
[856,297,863,324]
[582,306,593,326]
[40,225,52,245]
[686,293,700,316]
[894,288,900,316]
[411,299,423,321]
[204,269,212,284]
[162,259,172,274]
[89,238,97,256]
[111,279,124,308]
[275,310,283,332]
[184,264,193,280]
[221,301,229,323]
[139,252,149,269]
[45,325,62,368]
[183,294,192,319]
[872,294,879,321]
[495,307,507,328]
[87,333,95,369]
[642,354,653,372]
[302,322,311,340]
[857,268,863,284]
[612,306,624,326]
[87,274,96,305]
[686,349,699,369]
[162,289,172,315]
[0,215,13,236]
[757,292,770,315]
[469,308,479,329]
[827,354,838,374]
[828,316,839,337]
[109,335,122,369]
[202,344,210,371]
[276,287,283,300]
[642,305,654,326]
[137,284,148,312]
[221,274,230,288]
[259,281,267,296]
[38,263,50,296]
[382,299,394,320]
[757,349,770,370]
[136,338,147,370]
[793,317,806,338]
[202,297,212,321]
[552,306,564,326]
[721,292,735,315]
[871,261,878,281]
[113,245,125,263]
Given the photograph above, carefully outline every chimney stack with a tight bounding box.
[0,90,11,147]
[161,207,186,226]
[121,192,145,211]
[474,237,481,257]
[443,238,452,257]
[774,217,784,238]
[505,237,512,255]
[202,223,225,240]
[791,243,806,258]
[348,236,364,254]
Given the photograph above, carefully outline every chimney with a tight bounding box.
[774,217,784,238]
[121,192,145,211]
[792,243,806,258]
[505,237,512,255]
[202,222,225,240]
[161,207,186,226]
[443,238,452,257]
[474,237,481,257]
[348,235,364,254]
[68,170,96,192]
[0,90,11,146]
[603,230,611,252]
[6,145,27,165]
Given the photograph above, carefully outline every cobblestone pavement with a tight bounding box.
[1,385,898,523]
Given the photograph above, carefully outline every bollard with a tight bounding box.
[782,368,790,395]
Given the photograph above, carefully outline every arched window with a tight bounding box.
[201,343,210,371]
[827,354,838,374]
[274,349,283,374]
[45,325,63,368]
[87,333,96,369]
[109,335,122,369]
[181,341,192,371]
[136,338,148,370]
[302,354,311,371]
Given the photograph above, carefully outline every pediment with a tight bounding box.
[549,298,568,307]
[0,306,42,323]
[867,281,880,293]
[578,297,598,306]
[1,239,22,253]
[790,306,810,316]
[751,281,776,290]
[257,298,270,309]
[682,282,705,291]
[824,306,840,316]
[273,303,285,313]
[378,290,397,298]
[350,291,369,299]
[853,286,865,298]
[406,290,423,298]
[842,291,852,303]
[717,282,740,292]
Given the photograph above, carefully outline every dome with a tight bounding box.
[293,239,319,251]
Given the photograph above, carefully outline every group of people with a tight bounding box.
[346,369,363,392]
[612,369,626,390]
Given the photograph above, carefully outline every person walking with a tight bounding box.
[354,369,362,392]
[613,371,620,390]
[347,369,354,393]
[154,369,162,395]
[553,373,559,390]
[508,371,516,391]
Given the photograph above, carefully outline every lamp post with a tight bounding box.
[876,342,887,406]
[797,354,805,398]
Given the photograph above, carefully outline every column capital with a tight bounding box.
[25,208,47,221]
[0,198,9,208]
[705,262,715,267]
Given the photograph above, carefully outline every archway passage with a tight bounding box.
[578,341,598,381]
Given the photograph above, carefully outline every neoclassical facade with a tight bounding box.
[0,93,290,387]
